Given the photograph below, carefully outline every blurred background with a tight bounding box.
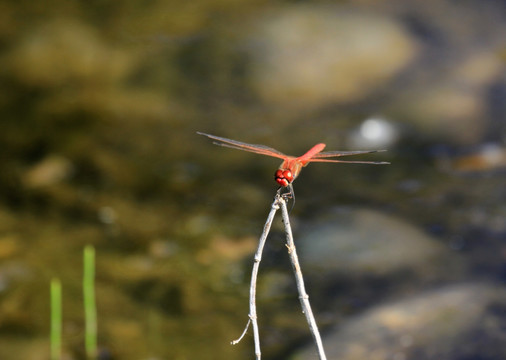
[1,0,506,359]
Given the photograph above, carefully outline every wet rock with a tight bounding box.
[4,19,170,120]
[395,84,488,145]
[7,19,134,88]
[298,208,450,276]
[0,261,31,293]
[0,235,20,259]
[23,154,74,188]
[390,45,504,145]
[248,6,418,108]
[293,283,506,360]
[445,143,506,172]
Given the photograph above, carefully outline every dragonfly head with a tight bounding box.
[275,169,293,187]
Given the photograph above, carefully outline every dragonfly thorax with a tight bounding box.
[275,169,293,187]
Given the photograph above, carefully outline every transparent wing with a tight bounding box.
[197,132,288,159]
[311,149,387,159]
[308,158,390,165]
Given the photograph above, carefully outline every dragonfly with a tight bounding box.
[197,132,389,196]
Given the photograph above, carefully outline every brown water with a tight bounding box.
[0,1,505,359]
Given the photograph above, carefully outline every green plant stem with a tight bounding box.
[83,245,97,359]
[50,278,62,360]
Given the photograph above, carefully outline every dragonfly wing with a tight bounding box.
[197,132,288,159]
[312,149,387,158]
[308,158,390,165]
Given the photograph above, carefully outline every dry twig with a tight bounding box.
[232,193,327,360]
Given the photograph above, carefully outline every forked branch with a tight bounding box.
[232,194,327,360]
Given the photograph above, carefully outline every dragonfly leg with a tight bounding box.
[276,185,296,213]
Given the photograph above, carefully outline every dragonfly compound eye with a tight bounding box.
[282,170,293,182]
[274,169,293,187]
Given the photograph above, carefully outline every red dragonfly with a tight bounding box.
[197,132,388,189]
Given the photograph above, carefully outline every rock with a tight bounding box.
[298,208,448,276]
[7,19,134,88]
[248,6,418,108]
[390,50,504,145]
[23,154,74,188]
[293,283,506,360]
